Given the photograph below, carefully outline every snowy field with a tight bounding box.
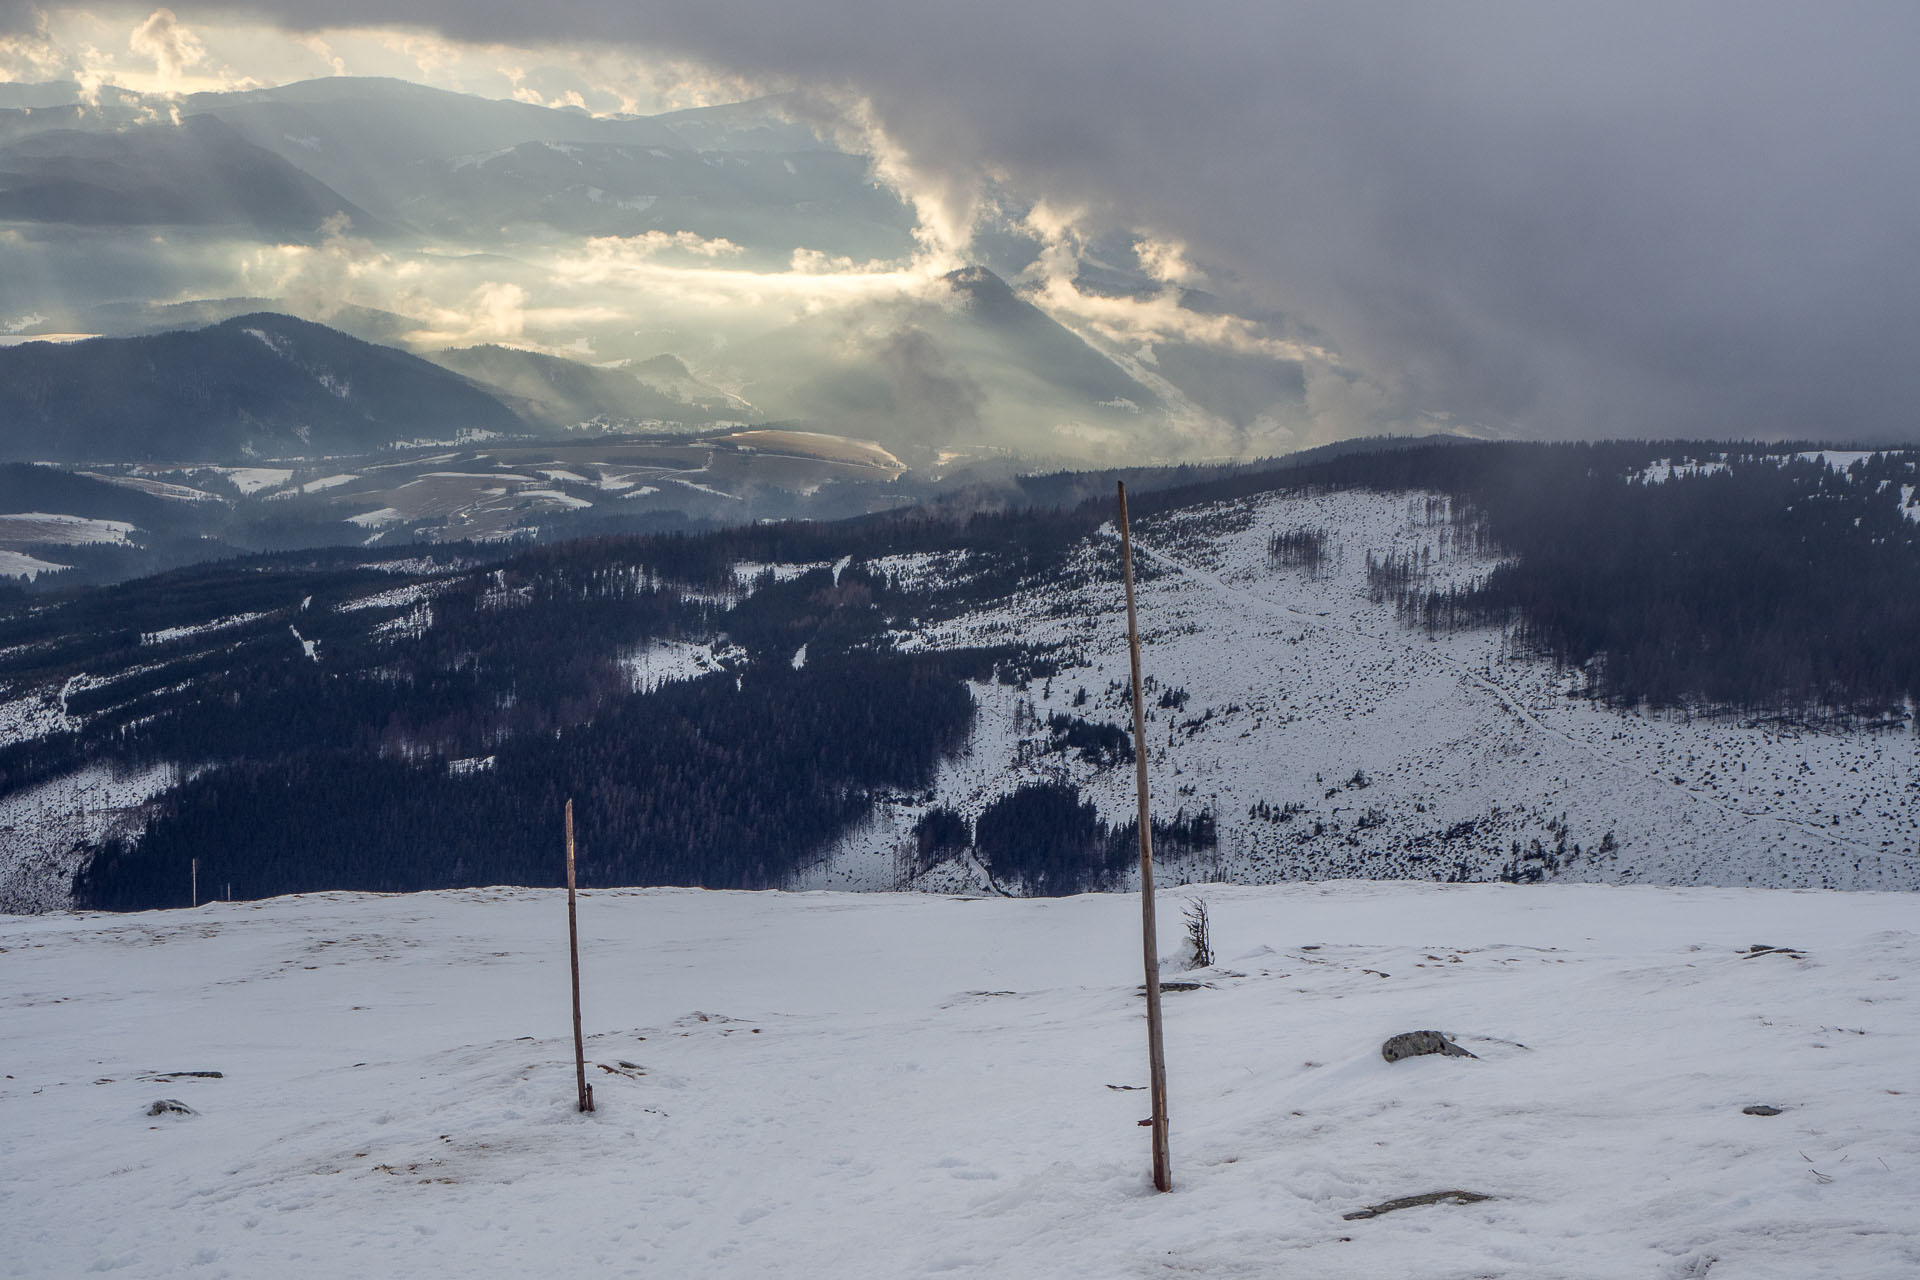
[4,883,1916,1278]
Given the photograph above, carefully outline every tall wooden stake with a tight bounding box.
[191,857,198,909]
[565,799,594,1113]
[1118,481,1172,1192]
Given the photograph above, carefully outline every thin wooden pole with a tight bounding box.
[566,799,594,1113]
[1117,481,1172,1192]
[191,857,197,909]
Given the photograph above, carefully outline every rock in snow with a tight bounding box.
[1343,1188,1493,1220]
[1381,1029,1478,1062]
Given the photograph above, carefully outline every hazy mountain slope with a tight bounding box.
[0,464,195,529]
[408,136,911,260]
[430,345,752,430]
[939,266,1167,410]
[183,78,914,258]
[0,115,373,232]
[733,266,1179,461]
[181,76,681,216]
[628,354,756,414]
[0,314,529,462]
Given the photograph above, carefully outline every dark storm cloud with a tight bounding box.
[16,0,1920,442]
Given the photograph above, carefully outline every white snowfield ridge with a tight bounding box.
[3,883,1915,1278]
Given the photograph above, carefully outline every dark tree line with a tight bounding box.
[1392,453,1920,715]
[1129,440,1920,717]
[919,783,1217,896]
[1268,525,1330,575]
[74,652,984,909]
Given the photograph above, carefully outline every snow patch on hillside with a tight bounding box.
[210,466,294,494]
[339,582,450,613]
[0,548,68,579]
[347,506,404,528]
[620,639,739,693]
[1796,450,1883,473]
[1635,458,1729,484]
[732,560,829,588]
[0,512,134,544]
[0,761,178,912]
[140,612,272,646]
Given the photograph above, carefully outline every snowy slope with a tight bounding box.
[814,488,1919,891]
[0,762,180,914]
[3,883,1916,1278]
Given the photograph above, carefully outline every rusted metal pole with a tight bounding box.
[566,798,594,1113]
[1117,482,1171,1192]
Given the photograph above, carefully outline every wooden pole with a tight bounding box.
[566,799,594,1113]
[191,858,197,909]
[1117,481,1172,1192]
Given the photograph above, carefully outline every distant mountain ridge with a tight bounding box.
[0,314,527,463]
[429,345,753,431]
[0,77,1317,461]
[0,114,374,233]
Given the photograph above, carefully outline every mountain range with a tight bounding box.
[0,76,1319,463]
[0,257,1185,468]
[0,313,522,461]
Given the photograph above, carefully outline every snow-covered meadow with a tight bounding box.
[4,883,1916,1278]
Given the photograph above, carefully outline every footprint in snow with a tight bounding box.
[932,1156,998,1180]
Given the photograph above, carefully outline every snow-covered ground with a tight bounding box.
[140,612,273,647]
[3,883,1915,1278]
[0,512,134,545]
[832,488,1920,893]
[0,761,180,913]
[0,548,68,580]
[208,466,295,495]
[619,639,741,693]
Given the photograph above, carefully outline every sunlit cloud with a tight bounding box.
[128,8,205,92]
[552,231,745,278]
[548,233,943,320]
[12,10,758,117]
[1013,204,1336,365]
[1038,274,1335,366]
[398,280,624,350]
[1134,235,1203,289]
[296,32,345,76]
[809,89,977,269]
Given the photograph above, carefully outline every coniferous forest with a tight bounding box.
[1136,441,1920,716]
[3,438,1914,909]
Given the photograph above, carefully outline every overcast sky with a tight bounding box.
[6,0,1918,444]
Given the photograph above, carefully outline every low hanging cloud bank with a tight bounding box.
[6,1,1920,445]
